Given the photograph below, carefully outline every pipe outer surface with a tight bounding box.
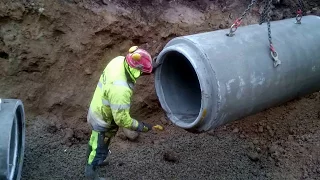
[0,99,25,180]
[155,15,320,132]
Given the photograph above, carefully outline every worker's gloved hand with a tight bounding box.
[137,122,153,132]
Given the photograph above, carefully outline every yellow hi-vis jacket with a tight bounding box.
[87,56,141,132]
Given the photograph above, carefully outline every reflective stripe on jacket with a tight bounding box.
[88,56,141,131]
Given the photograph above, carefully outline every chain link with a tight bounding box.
[238,0,257,21]
[227,0,281,67]
[266,0,273,46]
[295,0,304,24]
[259,0,268,24]
[258,0,273,46]
[297,0,304,10]
[259,0,281,67]
[226,0,257,36]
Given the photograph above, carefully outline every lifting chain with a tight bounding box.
[259,0,269,25]
[227,0,281,67]
[295,0,304,24]
[226,0,257,37]
[260,0,281,67]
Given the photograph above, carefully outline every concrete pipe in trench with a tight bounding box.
[0,99,25,180]
[155,15,320,132]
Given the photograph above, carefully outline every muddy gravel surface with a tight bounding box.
[1,0,320,179]
[22,93,320,179]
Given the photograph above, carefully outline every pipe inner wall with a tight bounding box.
[159,51,202,124]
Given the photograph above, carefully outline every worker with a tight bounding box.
[85,46,159,179]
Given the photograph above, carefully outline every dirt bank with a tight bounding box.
[0,0,320,179]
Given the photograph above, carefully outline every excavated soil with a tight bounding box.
[1,0,320,179]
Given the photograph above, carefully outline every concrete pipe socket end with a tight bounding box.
[155,44,216,133]
[0,99,26,180]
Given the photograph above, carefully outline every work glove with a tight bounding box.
[137,122,153,132]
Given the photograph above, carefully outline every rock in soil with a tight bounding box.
[207,129,216,136]
[239,133,246,138]
[258,126,264,133]
[62,128,74,146]
[160,117,169,125]
[269,144,280,154]
[252,139,259,145]
[247,151,260,162]
[268,129,275,137]
[256,147,262,153]
[233,128,240,133]
[222,126,227,131]
[288,135,294,141]
[122,128,139,141]
[250,169,259,176]
[63,128,74,140]
[85,68,92,75]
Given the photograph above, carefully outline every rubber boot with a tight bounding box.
[97,149,111,167]
[85,164,96,179]
[85,165,106,180]
[85,144,97,180]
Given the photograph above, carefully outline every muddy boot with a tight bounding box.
[85,164,97,179]
[85,165,106,180]
[97,149,111,167]
[98,159,109,166]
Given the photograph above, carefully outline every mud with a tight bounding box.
[0,0,320,179]
[22,93,320,179]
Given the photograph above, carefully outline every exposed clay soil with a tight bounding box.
[1,0,320,179]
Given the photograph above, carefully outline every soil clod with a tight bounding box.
[258,126,264,133]
[247,152,260,162]
[47,124,58,134]
[232,128,239,133]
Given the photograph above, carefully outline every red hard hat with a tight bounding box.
[125,46,153,73]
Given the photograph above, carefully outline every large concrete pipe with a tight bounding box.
[0,99,25,180]
[155,15,320,132]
